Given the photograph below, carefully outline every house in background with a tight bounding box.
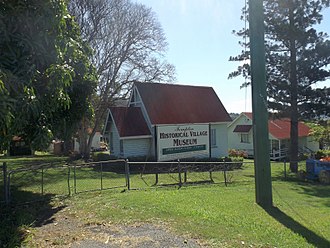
[73,131,104,153]
[228,112,319,160]
[103,82,232,161]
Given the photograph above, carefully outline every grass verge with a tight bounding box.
[1,157,329,247]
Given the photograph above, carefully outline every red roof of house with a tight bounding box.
[268,118,310,139]
[233,125,252,133]
[110,107,151,137]
[241,113,310,139]
[135,82,231,125]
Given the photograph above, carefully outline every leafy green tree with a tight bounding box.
[229,0,330,172]
[307,120,330,150]
[68,0,176,157]
[0,0,96,154]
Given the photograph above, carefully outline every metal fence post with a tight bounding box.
[178,160,182,187]
[67,165,71,196]
[155,173,159,185]
[41,166,44,195]
[209,171,214,182]
[224,163,228,187]
[3,162,8,204]
[74,163,77,194]
[7,172,11,204]
[125,159,130,190]
[100,162,103,190]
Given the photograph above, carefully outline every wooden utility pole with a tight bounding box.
[249,0,273,208]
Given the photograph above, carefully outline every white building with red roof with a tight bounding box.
[228,112,319,160]
[103,82,232,161]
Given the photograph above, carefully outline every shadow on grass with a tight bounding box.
[0,187,66,247]
[296,182,330,197]
[295,183,330,208]
[265,206,330,248]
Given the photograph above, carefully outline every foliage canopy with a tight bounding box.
[0,0,97,152]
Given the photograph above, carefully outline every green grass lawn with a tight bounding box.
[1,156,329,247]
[68,176,329,247]
[0,153,68,169]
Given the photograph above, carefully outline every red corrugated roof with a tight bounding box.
[242,113,310,139]
[268,118,310,139]
[233,125,253,133]
[135,82,231,124]
[110,107,151,137]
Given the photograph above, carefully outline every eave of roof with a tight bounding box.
[233,125,253,133]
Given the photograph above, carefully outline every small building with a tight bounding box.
[228,112,319,160]
[103,82,232,161]
[73,131,104,153]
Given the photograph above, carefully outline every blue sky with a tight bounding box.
[135,0,330,113]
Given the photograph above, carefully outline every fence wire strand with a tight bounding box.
[1,160,303,204]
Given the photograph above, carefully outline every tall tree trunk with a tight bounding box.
[63,139,73,156]
[80,110,106,160]
[289,1,298,172]
[78,117,89,159]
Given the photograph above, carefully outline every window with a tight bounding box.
[240,133,250,143]
[211,129,216,147]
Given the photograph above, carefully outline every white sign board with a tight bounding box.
[157,124,209,161]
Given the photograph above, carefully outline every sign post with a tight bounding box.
[249,0,273,208]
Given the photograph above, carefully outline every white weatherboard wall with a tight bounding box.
[91,132,102,149]
[157,124,209,161]
[123,138,152,158]
[210,123,229,158]
[228,115,254,152]
[109,122,121,157]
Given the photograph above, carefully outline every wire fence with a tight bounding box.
[1,159,302,205]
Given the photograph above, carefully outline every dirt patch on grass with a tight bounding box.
[27,205,205,247]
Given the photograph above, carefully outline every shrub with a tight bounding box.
[228,149,247,158]
[298,153,309,161]
[92,152,113,161]
[180,157,226,162]
[315,150,330,159]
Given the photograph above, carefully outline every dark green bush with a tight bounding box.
[126,156,156,162]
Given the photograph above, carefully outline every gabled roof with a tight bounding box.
[110,107,151,138]
[234,112,311,140]
[228,112,252,128]
[134,82,231,125]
